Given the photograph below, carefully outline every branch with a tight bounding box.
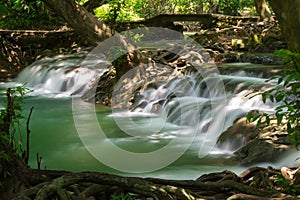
[25,107,34,165]
[83,0,108,13]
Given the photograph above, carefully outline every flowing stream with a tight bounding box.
[1,53,298,179]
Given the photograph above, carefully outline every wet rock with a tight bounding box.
[218,117,291,165]
[217,118,258,151]
[215,53,240,63]
[250,55,283,65]
[231,138,280,165]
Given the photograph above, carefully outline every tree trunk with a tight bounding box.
[42,0,141,81]
[268,0,300,53]
[43,0,113,46]
[254,0,271,21]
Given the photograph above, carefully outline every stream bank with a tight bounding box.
[0,15,298,200]
[0,15,285,80]
[8,166,299,200]
[0,29,87,81]
[1,25,293,169]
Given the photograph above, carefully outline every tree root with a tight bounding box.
[11,167,300,200]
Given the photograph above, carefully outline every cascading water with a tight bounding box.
[11,53,297,178]
[128,69,276,156]
[16,54,276,152]
[16,52,109,97]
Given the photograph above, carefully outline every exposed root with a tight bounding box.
[11,167,300,200]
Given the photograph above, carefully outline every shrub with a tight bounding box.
[247,49,300,148]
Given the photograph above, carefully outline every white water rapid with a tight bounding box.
[127,68,276,156]
[16,54,275,154]
[10,54,299,177]
[16,52,109,97]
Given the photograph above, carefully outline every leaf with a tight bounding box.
[265,114,270,125]
[246,112,253,123]
[287,104,295,112]
[283,67,287,77]
[276,113,283,125]
[284,74,295,86]
[287,122,292,134]
[16,86,24,96]
[274,49,287,57]
[269,94,274,103]
[262,93,267,103]
[247,111,261,123]
[277,103,289,109]
[253,114,261,122]
[0,4,10,15]
[275,93,284,102]
[295,72,300,81]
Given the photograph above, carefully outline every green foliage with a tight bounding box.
[106,0,124,22]
[111,192,136,200]
[123,31,144,44]
[1,0,259,29]
[247,49,300,148]
[276,49,300,71]
[274,174,291,186]
[77,0,89,5]
[94,0,257,23]
[273,174,298,195]
[0,84,32,177]
[219,0,253,15]
[94,0,143,22]
[0,4,10,15]
[0,0,63,29]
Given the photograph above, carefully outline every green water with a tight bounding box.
[0,61,293,179]
[0,93,245,180]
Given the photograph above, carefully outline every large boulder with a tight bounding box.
[231,138,280,164]
[217,117,291,165]
[217,118,259,151]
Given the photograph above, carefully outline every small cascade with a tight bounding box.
[16,52,109,97]
[130,70,276,156]
[15,51,278,157]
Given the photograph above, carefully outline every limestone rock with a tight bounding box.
[231,138,279,164]
[218,117,291,165]
[217,118,258,151]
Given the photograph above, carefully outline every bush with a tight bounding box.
[247,49,300,148]
[0,0,64,29]
[0,85,32,178]
[219,0,255,15]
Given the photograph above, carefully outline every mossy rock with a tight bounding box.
[231,138,281,165]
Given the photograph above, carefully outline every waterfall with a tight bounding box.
[131,70,274,123]
[16,52,109,97]
[128,69,276,156]
[15,53,277,157]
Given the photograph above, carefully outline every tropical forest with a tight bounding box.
[0,0,300,199]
